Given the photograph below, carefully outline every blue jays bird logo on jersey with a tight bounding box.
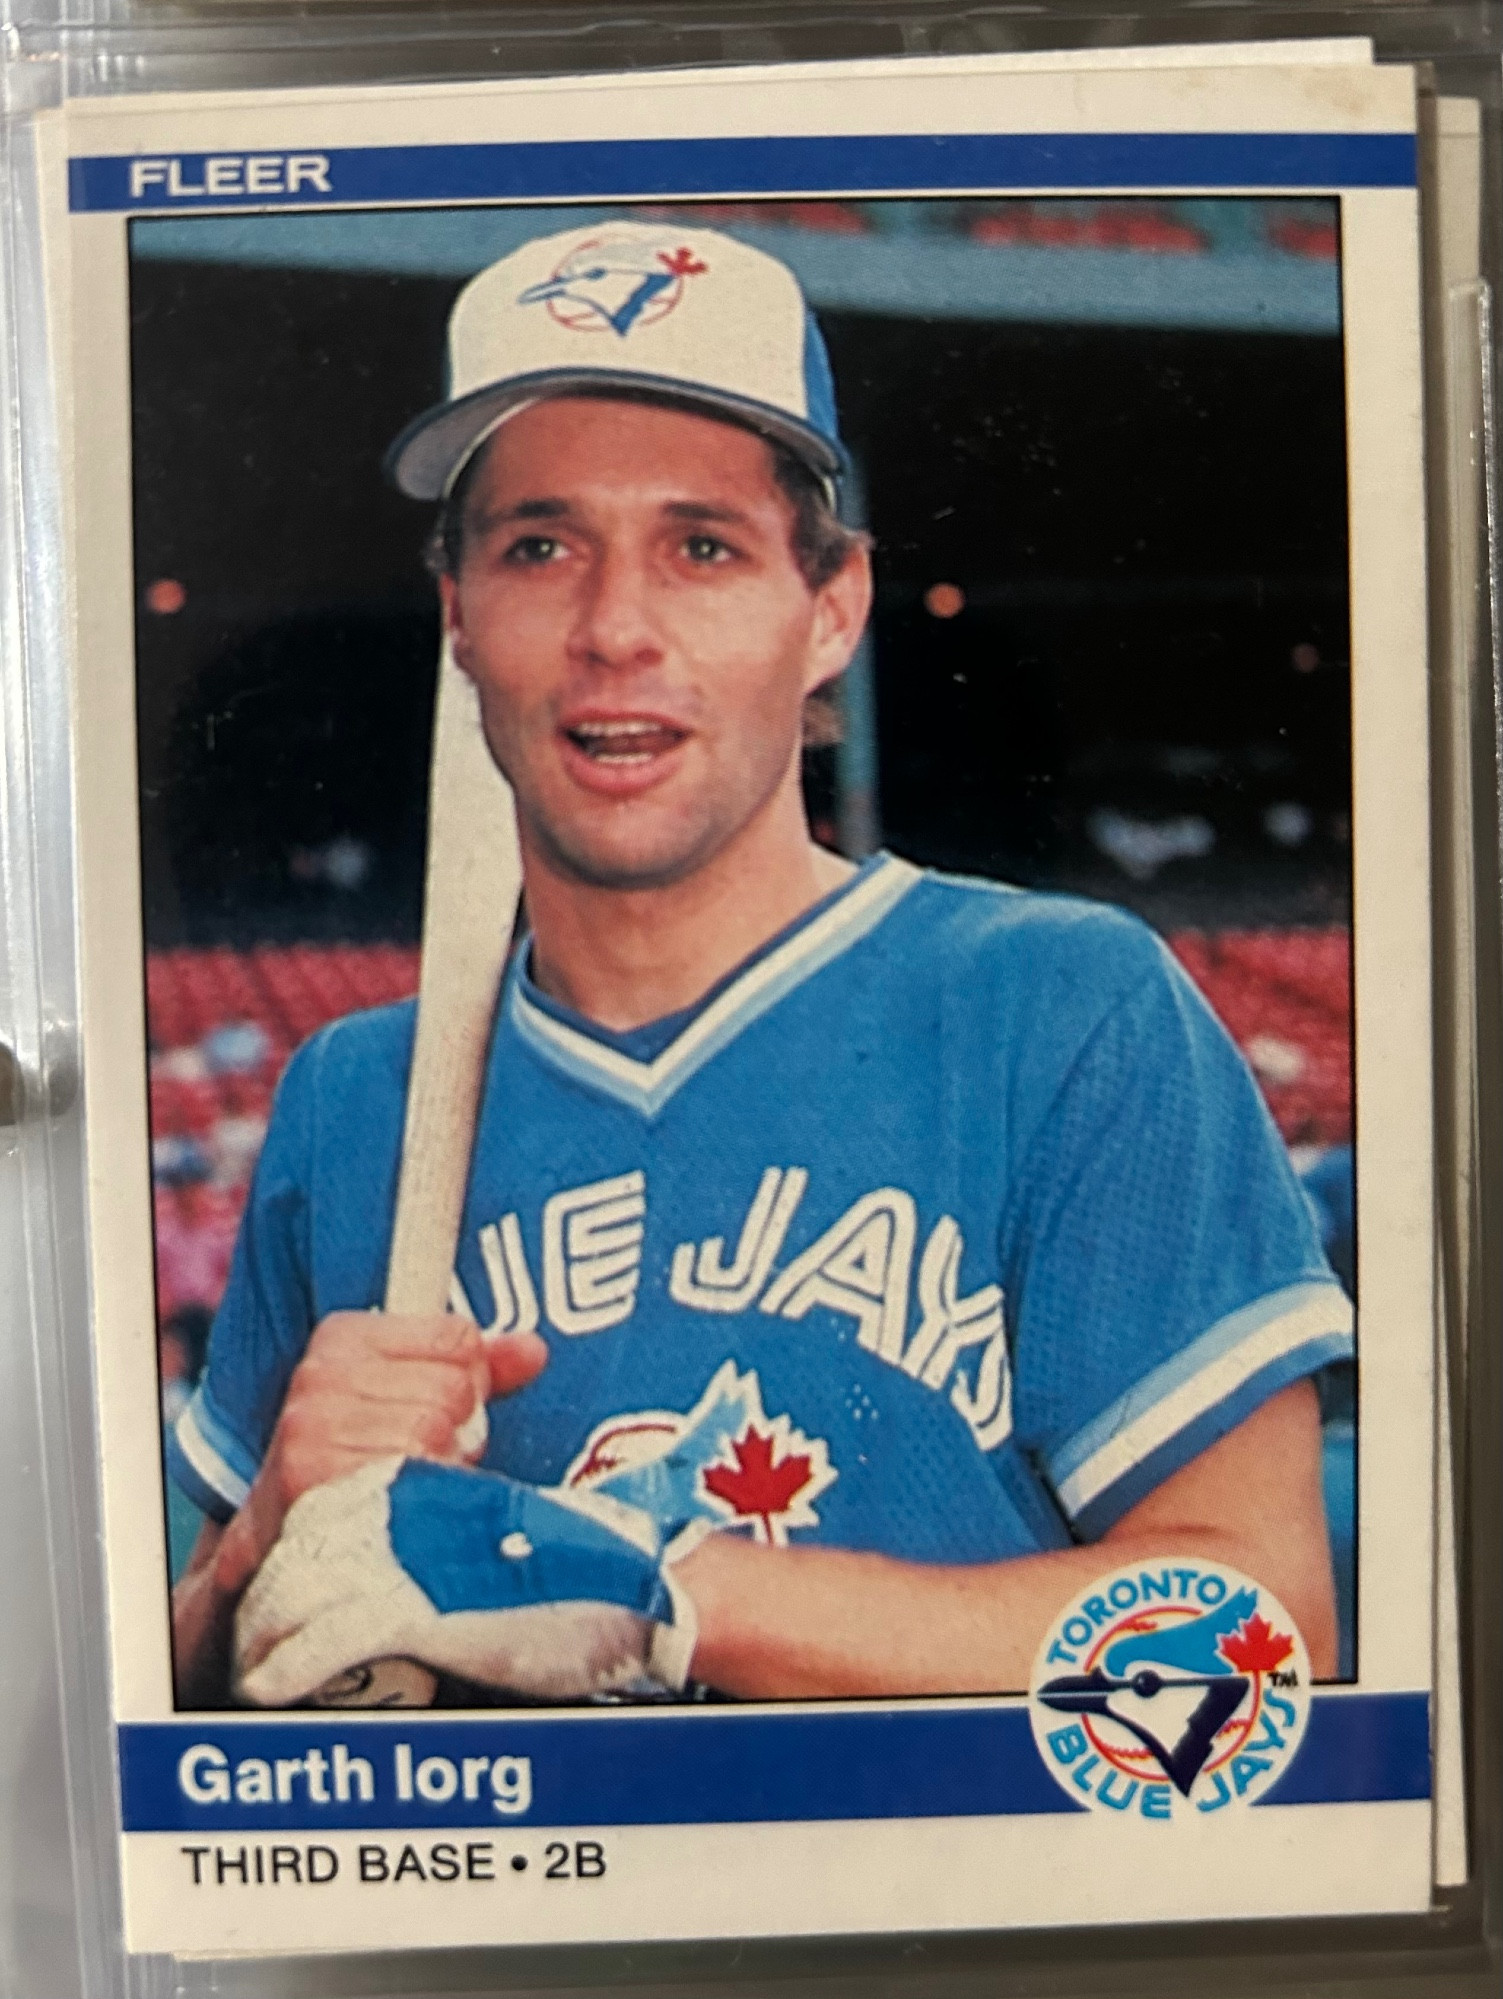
[562,1360,837,1550]
[1028,1561,1312,1820]
[517,234,709,337]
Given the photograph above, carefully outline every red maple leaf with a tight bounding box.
[1219,1612,1294,1674]
[659,247,708,277]
[703,1427,813,1539]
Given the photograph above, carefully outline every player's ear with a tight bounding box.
[803,541,873,696]
[439,573,475,679]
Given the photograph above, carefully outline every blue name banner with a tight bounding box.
[118,1691,1428,1834]
[69,131,1417,215]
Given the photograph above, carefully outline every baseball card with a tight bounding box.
[45,46,1441,1956]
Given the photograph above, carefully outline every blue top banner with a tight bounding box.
[69,132,1416,214]
[118,1691,1428,1834]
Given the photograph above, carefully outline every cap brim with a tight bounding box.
[386,367,846,501]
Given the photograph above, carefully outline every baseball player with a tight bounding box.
[168,221,1352,1709]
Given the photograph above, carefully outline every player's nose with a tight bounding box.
[568,545,665,671]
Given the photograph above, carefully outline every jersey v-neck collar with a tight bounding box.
[506,851,920,1116]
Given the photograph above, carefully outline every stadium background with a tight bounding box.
[130,196,1357,1667]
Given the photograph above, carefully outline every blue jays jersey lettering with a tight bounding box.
[170,857,1353,1567]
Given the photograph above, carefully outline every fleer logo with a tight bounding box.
[563,1360,836,1547]
[1028,1560,1311,1820]
[516,235,708,336]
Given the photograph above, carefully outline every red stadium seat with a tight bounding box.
[1168,928,1351,1147]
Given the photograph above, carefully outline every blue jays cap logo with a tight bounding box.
[1028,1560,1311,1820]
[517,233,709,338]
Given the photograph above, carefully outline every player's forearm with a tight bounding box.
[676,1524,1336,1700]
[171,1528,239,1707]
[678,1380,1337,1698]
[674,1536,1153,1698]
[171,1471,308,1704]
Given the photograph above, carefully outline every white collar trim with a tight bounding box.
[509,854,920,1116]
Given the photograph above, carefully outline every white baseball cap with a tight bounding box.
[386,219,847,501]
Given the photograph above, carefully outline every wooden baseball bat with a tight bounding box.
[311,638,520,1709]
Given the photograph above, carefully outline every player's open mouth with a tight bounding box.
[563,719,688,765]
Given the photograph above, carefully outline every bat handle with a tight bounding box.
[308,1658,439,1709]
[455,1399,490,1460]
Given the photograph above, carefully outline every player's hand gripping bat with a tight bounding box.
[308,639,520,1709]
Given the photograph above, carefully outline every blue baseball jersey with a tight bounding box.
[171,855,1352,1565]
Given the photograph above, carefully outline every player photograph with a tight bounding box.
[132,195,1359,1713]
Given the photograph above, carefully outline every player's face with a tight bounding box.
[441,397,870,891]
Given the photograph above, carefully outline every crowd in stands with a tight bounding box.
[635,197,1340,260]
[148,944,419,1417]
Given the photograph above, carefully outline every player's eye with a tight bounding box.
[502,534,565,566]
[681,533,734,564]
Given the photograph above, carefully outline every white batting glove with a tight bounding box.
[233,1456,698,1709]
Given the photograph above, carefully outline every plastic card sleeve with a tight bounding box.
[0,7,1497,1999]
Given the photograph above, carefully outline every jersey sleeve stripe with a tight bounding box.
[1062,1327,1354,1543]
[169,1386,256,1517]
[1047,1279,1354,1526]
[164,1431,239,1526]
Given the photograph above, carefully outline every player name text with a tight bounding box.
[177,1741,533,1816]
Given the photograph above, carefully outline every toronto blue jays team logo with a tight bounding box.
[1028,1560,1311,1820]
[562,1360,837,1551]
[517,234,709,337]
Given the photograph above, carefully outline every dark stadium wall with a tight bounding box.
[129,256,1350,946]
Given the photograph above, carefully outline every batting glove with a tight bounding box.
[234,1456,698,1708]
